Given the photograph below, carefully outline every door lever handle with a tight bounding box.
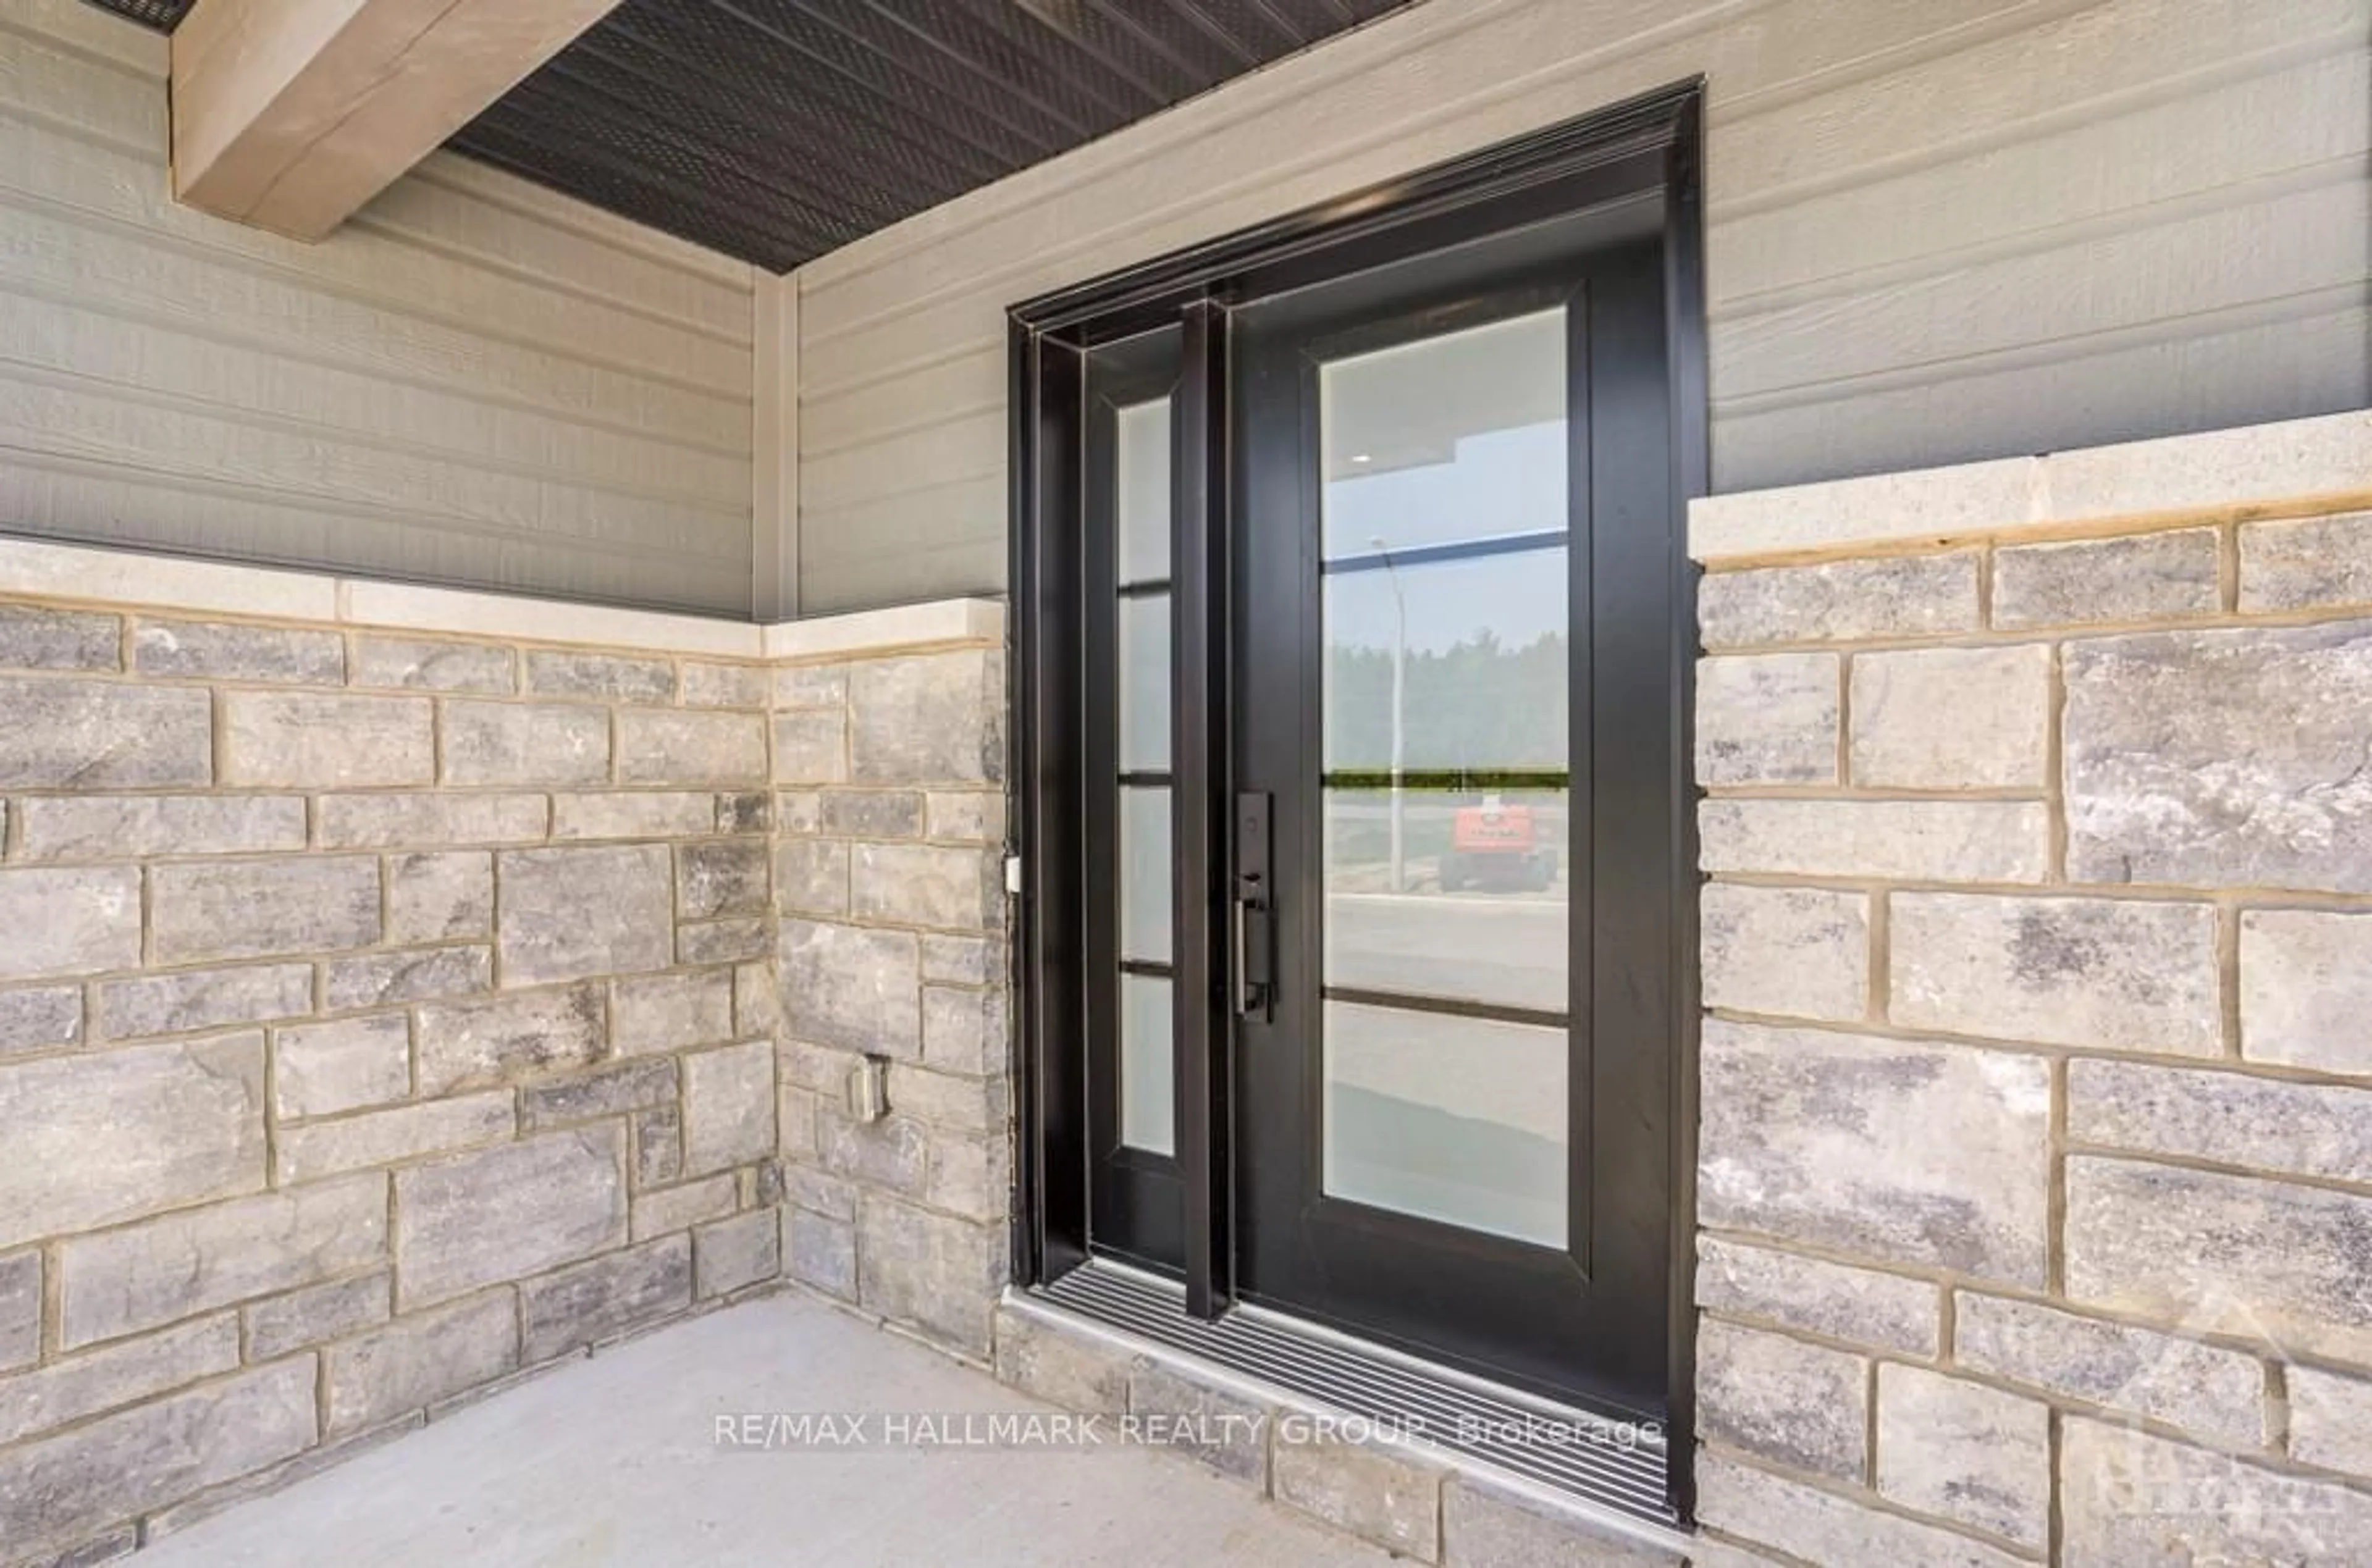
[1235,792,1273,1020]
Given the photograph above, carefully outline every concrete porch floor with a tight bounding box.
[139,1292,1396,1567]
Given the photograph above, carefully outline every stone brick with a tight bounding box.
[1953,1291,2263,1449]
[273,1013,410,1119]
[2065,621,2372,892]
[1993,528,2221,629]
[678,839,769,920]
[852,842,1001,931]
[629,1173,738,1242]
[1701,883,1867,1023]
[634,1102,683,1187]
[2061,1417,2372,1568]
[17,795,306,861]
[2071,1057,2372,1186]
[1699,1020,2049,1285]
[678,918,769,965]
[441,700,610,786]
[2286,1362,2372,1475]
[994,1308,1128,1412]
[98,962,313,1041]
[925,1132,1009,1223]
[2068,1156,2372,1364]
[1694,1236,1938,1357]
[783,920,920,1057]
[772,708,847,784]
[820,1110,928,1196]
[718,790,771,834]
[317,792,545,848]
[785,1209,856,1298]
[679,660,768,708]
[1850,644,2050,789]
[0,866,141,981]
[1699,552,1981,648]
[784,1166,852,1222]
[222,691,432,787]
[0,1314,240,1447]
[133,618,342,683]
[275,1092,513,1184]
[0,1033,265,1250]
[497,845,672,985]
[618,709,767,786]
[820,790,925,838]
[922,986,1008,1075]
[153,855,381,963]
[1697,1454,2027,1568]
[695,1210,780,1299]
[772,663,846,708]
[1875,1365,2048,1548]
[884,1065,1006,1133]
[0,1359,315,1566]
[850,650,1004,785]
[1695,652,1838,784]
[0,675,210,788]
[322,945,492,1010]
[57,1173,387,1347]
[416,983,605,1094]
[1697,1318,1867,1480]
[931,791,1004,845]
[349,634,515,693]
[521,1236,692,1362]
[2241,509,2372,612]
[1130,1362,1274,1488]
[2241,909,2372,1075]
[1272,1423,1442,1560]
[1698,799,2049,883]
[855,1191,1000,1353]
[0,987,81,1055]
[776,790,822,833]
[774,839,848,918]
[548,791,710,841]
[1890,892,2218,1052]
[1441,1475,1687,1566]
[387,852,494,944]
[242,1270,390,1361]
[735,961,780,1039]
[0,603,117,670]
[0,1249,38,1372]
[610,970,732,1054]
[521,1057,676,1130]
[393,1126,628,1308]
[524,648,675,703]
[684,1039,777,1175]
[324,1289,518,1436]
[920,935,996,987]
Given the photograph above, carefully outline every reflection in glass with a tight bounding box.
[1121,786,1171,964]
[1119,592,1169,771]
[1121,974,1175,1155]
[1322,1000,1566,1246]
[1117,398,1171,587]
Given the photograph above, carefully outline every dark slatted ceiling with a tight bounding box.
[77,0,1420,271]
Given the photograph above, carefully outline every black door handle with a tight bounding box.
[1235,792,1273,1018]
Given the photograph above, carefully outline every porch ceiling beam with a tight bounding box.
[170,0,623,241]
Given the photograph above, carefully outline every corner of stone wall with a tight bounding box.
[763,619,1014,1362]
[1686,410,2372,1567]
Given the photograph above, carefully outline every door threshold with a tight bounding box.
[1033,1259,1678,1528]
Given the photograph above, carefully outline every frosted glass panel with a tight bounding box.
[1121,974,1175,1155]
[1121,786,1171,964]
[1119,592,1169,772]
[1117,398,1171,587]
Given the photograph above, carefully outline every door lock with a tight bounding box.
[1235,792,1274,1020]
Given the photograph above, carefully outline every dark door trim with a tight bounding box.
[1008,77,1707,1519]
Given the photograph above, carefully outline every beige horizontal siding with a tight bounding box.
[0,2,756,616]
[793,0,2372,614]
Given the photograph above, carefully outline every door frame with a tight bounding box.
[1007,77,1709,1512]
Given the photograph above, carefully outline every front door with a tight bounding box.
[1230,227,1678,1417]
[1013,83,1702,1454]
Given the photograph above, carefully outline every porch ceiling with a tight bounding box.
[84,0,1419,271]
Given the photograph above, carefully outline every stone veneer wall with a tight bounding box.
[0,553,806,1566]
[767,638,1012,1359]
[1686,411,2372,1567]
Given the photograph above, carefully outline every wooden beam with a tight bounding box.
[172,0,622,241]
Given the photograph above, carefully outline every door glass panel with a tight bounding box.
[1316,308,1572,1238]
[1117,399,1171,587]
[1119,592,1170,773]
[1120,786,1171,964]
[1323,1000,1566,1246]
[1121,974,1175,1155]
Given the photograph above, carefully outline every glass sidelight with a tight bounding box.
[1012,83,1704,1464]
